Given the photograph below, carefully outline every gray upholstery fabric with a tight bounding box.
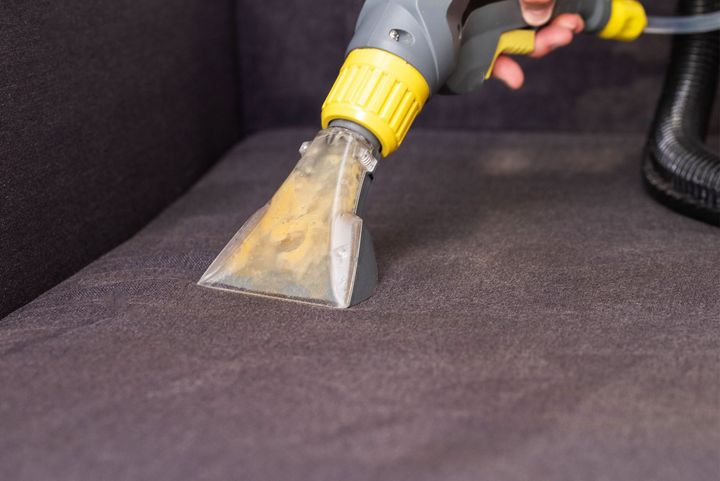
[0,0,241,317]
[2,129,718,481]
[236,0,680,134]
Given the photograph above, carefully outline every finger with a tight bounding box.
[491,55,525,90]
[520,0,555,26]
[531,24,574,58]
[551,13,585,33]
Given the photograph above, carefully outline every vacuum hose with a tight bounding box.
[643,0,720,225]
[646,11,720,34]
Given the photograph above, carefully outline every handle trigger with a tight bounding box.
[444,0,530,94]
[484,29,537,80]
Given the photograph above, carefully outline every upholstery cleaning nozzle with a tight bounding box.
[199,127,379,308]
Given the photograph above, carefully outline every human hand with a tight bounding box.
[492,0,584,89]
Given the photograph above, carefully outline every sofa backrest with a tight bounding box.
[0,0,241,317]
[235,0,680,134]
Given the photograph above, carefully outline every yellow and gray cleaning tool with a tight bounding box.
[198,0,692,308]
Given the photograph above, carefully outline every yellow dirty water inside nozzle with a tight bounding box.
[199,127,377,308]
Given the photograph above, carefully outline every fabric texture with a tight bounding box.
[2,129,718,481]
[235,0,683,134]
[0,0,241,317]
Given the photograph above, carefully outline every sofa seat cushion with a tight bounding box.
[2,128,718,481]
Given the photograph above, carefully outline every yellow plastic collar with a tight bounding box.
[321,48,430,157]
[599,0,647,41]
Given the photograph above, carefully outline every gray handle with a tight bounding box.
[445,0,612,94]
[345,0,471,92]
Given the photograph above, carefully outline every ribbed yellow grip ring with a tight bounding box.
[321,48,430,157]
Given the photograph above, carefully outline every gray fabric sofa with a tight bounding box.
[2,1,718,480]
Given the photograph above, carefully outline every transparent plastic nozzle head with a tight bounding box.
[198,127,379,308]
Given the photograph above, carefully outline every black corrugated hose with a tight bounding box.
[643,0,720,225]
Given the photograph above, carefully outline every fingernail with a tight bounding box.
[521,5,552,26]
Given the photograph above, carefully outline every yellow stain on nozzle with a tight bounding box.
[199,128,374,307]
[227,153,362,286]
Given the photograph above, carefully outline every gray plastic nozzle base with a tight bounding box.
[349,172,378,306]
